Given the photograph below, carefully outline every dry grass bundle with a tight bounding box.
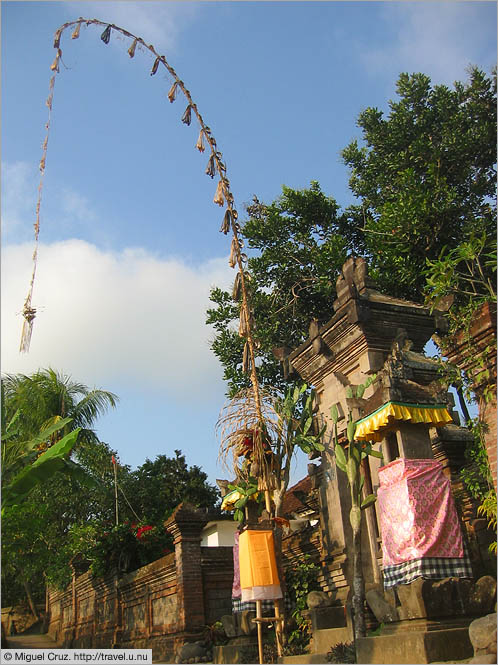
[217,387,282,490]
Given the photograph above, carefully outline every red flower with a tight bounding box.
[136,525,154,540]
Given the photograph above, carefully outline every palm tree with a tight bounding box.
[2,368,118,450]
[1,368,117,618]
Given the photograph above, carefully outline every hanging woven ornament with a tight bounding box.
[46,93,53,110]
[205,154,216,178]
[167,81,178,103]
[39,156,46,172]
[20,303,37,354]
[228,238,237,268]
[50,51,61,72]
[181,105,192,126]
[196,129,205,153]
[53,28,63,49]
[213,180,225,207]
[242,341,251,374]
[232,272,242,302]
[101,25,111,44]
[71,22,81,40]
[239,304,249,338]
[127,38,138,58]
[221,209,232,235]
[150,57,160,76]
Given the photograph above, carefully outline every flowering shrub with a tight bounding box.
[68,520,174,578]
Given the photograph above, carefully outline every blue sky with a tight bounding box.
[2,1,496,487]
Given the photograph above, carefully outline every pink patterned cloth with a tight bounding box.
[232,530,241,599]
[377,459,463,566]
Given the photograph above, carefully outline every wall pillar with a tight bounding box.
[165,503,208,634]
[444,302,497,491]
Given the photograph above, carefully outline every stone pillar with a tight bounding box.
[395,422,434,459]
[165,503,208,634]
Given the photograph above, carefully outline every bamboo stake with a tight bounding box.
[274,599,283,658]
[256,599,264,664]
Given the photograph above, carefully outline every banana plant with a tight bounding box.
[330,375,382,641]
[2,424,100,513]
[228,477,264,523]
[272,383,326,518]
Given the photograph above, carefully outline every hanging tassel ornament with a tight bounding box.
[239,304,249,338]
[242,341,251,374]
[100,25,111,44]
[53,28,63,49]
[150,57,160,76]
[127,38,138,58]
[196,129,205,153]
[19,302,37,354]
[181,105,192,126]
[71,22,81,40]
[229,238,237,268]
[221,209,232,236]
[213,180,225,207]
[50,50,61,72]
[167,81,178,103]
[205,154,216,178]
[233,272,242,302]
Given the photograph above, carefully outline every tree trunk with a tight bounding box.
[22,577,39,621]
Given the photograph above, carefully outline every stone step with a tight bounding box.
[311,626,354,654]
[278,653,330,664]
[355,626,474,664]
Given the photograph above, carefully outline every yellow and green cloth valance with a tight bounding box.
[354,401,453,442]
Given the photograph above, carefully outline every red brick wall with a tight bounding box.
[47,505,234,662]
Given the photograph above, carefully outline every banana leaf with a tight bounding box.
[2,427,99,510]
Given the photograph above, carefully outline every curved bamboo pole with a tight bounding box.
[20,17,266,429]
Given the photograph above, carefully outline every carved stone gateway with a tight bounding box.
[284,257,494,664]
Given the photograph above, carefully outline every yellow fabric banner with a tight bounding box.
[239,530,280,589]
[354,402,453,442]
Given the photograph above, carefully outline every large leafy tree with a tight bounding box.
[207,182,351,395]
[342,67,496,302]
[207,68,496,397]
[120,450,220,524]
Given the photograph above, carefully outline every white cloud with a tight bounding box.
[60,188,98,224]
[64,1,199,53]
[2,160,101,241]
[1,239,234,400]
[360,3,495,86]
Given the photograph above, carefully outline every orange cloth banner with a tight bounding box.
[239,529,282,601]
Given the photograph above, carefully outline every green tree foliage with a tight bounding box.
[342,67,496,302]
[208,69,496,396]
[1,368,118,453]
[207,182,350,394]
[1,369,219,608]
[120,450,220,524]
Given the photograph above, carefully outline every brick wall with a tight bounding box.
[445,301,497,491]
[47,504,233,663]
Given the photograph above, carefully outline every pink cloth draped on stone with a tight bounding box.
[232,530,241,599]
[377,459,464,566]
